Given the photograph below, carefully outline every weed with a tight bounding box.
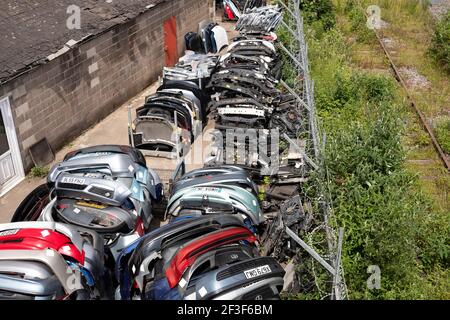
[434,119,450,154]
[300,0,336,30]
[430,12,450,73]
[300,0,449,299]
[30,166,49,178]
[348,7,376,43]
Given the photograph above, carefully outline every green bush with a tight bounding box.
[430,12,450,73]
[30,166,49,178]
[321,75,449,299]
[344,0,358,13]
[306,22,449,298]
[277,0,449,299]
[435,119,450,154]
[348,7,376,43]
[314,68,396,113]
[300,0,336,30]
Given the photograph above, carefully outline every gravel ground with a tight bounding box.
[398,66,432,89]
[429,0,450,20]
[381,37,396,49]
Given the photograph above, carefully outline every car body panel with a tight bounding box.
[0,221,105,284]
[116,215,248,299]
[165,227,257,288]
[0,261,63,299]
[185,256,284,300]
[212,25,229,52]
[166,185,264,225]
[49,151,162,202]
[64,145,146,168]
[0,249,83,296]
[38,198,138,262]
[171,171,258,197]
[54,172,132,207]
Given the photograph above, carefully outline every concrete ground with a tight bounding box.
[0,18,238,223]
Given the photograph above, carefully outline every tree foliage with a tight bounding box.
[300,0,336,30]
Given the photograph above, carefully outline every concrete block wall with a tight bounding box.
[0,0,212,171]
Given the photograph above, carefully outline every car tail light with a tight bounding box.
[135,217,145,237]
[165,227,257,288]
[225,5,234,20]
[0,228,85,265]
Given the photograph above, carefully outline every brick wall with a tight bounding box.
[0,0,212,171]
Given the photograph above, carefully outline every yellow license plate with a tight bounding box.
[76,201,106,209]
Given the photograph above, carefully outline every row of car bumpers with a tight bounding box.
[1,145,164,299]
[0,5,300,300]
[1,144,285,300]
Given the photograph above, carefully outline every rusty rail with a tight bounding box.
[369,17,450,171]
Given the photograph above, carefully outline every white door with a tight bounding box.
[0,97,25,196]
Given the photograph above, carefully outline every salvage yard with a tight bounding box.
[0,0,448,302]
[0,1,329,301]
[0,20,239,224]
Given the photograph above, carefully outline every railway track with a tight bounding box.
[368,13,450,172]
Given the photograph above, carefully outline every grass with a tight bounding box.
[29,166,49,178]
[430,11,450,73]
[334,0,449,218]
[435,118,450,154]
[298,0,449,299]
[335,14,388,70]
[344,0,450,111]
